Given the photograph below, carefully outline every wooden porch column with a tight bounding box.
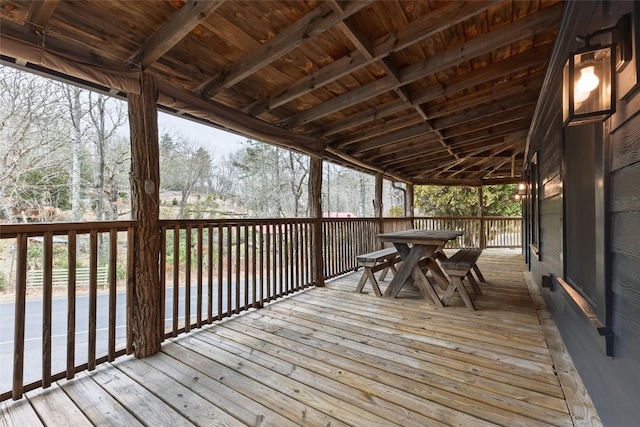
[406,183,414,223]
[478,186,486,249]
[374,172,383,237]
[128,72,162,357]
[309,157,324,287]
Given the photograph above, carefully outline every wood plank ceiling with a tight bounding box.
[0,0,564,185]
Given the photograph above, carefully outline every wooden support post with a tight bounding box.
[478,186,486,249]
[374,172,383,237]
[309,157,324,287]
[128,71,162,358]
[406,183,414,227]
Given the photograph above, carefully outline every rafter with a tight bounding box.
[334,13,457,160]
[335,113,425,148]
[424,72,544,119]
[196,1,371,98]
[281,3,562,129]
[26,0,60,32]
[322,45,551,138]
[128,0,224,69]
[387,140,513,173]
[245,0,495,116]
[432,92,539,131]
[447,114,535,144]
[441,144,518,178]
[344,123,435,155]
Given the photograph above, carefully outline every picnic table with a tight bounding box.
[377,229,463,307]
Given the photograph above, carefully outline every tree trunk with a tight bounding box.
[94,96,106,222]
[70,88,83,221]
[128,72,162,358]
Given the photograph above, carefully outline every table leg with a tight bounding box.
[383,243,423,298]
[409,261,444,307]
[425,258,451,291]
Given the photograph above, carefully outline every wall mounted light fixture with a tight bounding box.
[563,14,632,126]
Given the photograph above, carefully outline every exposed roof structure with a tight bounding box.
[0,0,564,185]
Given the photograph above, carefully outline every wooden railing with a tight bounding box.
[159,219,316,339]
[0,221,135,401]
[0,215,521,401]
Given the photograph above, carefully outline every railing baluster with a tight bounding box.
[42,232,53,388]
[12,233,28,400]
[185,226,191,333]
[159,227,167,337]
[244,224,249,309]
[88,230,98,370]
[226,225,232,316]
[283,223,289,294]
[66,231,77,380]
[251,224,257,308]
[208,225,214,324]
[235,224,240,313]
[108,229,117,360]
[197,225,203,328]
[217,224,223,320]
[126,226,134,355]
[172,225,180,337]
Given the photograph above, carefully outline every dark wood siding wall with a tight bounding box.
[526,2,640,424]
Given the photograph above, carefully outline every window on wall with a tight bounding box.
[529,153,540,254]
[564,125,598,304]
[563,122,610,330]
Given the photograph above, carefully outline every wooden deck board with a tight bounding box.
[0,249,599,426]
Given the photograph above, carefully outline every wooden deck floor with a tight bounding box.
[1,250,600,426]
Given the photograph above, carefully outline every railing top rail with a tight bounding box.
[159,218,316,228]
[0,220,137,238]
[0,216,522,237]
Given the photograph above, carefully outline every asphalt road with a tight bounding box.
[0,284,247,394]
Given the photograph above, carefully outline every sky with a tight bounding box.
[158,112,245,158]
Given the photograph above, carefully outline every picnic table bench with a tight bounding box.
[439,248,485,310]
[355,247,401,296]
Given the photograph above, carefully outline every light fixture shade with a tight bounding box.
[563,44,615,126]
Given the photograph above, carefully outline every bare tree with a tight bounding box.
[62,85,86,221]
[0,66,68,222]
[86,92,127,221]
[160,132,213,218]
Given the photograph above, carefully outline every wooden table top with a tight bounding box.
[377,229,463,245]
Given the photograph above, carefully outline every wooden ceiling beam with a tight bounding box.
[477,157,514,179]
[363,136,445,163]
[424,72,544,119]
[345,123,436,154]
[413,177,483,187]
[322,45,551,139]
[333,15,455,158]
[444,144,518,178]
[378,130,515,163]
[410,45,552,105]
[446,113,535,144]
[281,2,562,129]
[432,92,539,131]
[128,0,225,69]
[320,98,410,138]
[197,1,371,98]
[335,113,424,148]
[404,138,510,175]
[335,11,458,161]
[439,105,537,139]
[246,0,495,116]
[444,118,531,147]
[26,0,60,32]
